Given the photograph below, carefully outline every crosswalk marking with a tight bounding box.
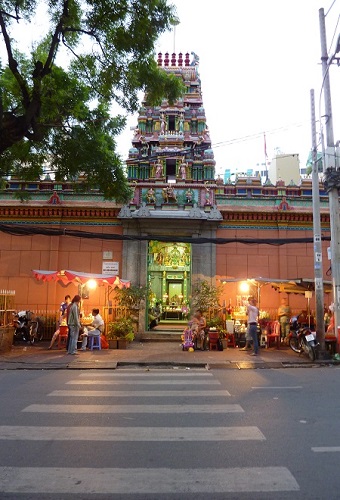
[252,386,303,390]
[0,467,299,494]
[0,425,265,441]
[0,370,301,495]
[67,379,220,385]
[49,389,231,397]
[23,403,244,414]
[78,371,213,377]
[312,447,340,452]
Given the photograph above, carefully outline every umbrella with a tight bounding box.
[32,270,130,288]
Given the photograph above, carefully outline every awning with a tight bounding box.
[32,270,130,288]
[220,277,332,294]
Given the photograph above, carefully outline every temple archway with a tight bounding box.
[147,241,191,329]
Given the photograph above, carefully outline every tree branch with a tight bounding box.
[0,11,30,107]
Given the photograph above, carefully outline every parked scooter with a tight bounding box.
[288,317,318,361]
[13,311,43,344]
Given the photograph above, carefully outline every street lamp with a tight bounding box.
[319,8,340,349]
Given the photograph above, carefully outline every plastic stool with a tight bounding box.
[89,335,101,351]
[58,325,68,349]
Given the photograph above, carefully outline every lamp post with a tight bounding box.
[319,8,340,348]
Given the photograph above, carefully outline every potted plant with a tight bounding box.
[218,329,229,349]
[106,327,118,349]
[108,318,135,349]
[190,279,223,313]
[114,285,148,337]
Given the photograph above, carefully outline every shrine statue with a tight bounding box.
[162,185,177,203]
[155,161,163,178]
[179,158,187,180]
[146,188,156,204]
[205,185,211,205]
[178,113,184,133]
[185,189,193,203]
[160,113,166,134]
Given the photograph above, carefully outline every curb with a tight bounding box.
[0,359,338,370]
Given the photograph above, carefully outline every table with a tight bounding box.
[163,309,182,320]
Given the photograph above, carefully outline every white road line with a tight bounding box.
[49,389,231,397]
[22,403,244,414]
[252,386,303,390]
[0,426,265,441]
[0,467,299,494]
[78,371,213,377]
[312,447,340,452]
[66,379,220,385]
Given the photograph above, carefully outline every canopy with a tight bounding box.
[220,277,332,295]
[32,269,130,288]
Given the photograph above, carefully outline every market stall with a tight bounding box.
[32,269,131,327]
[220,277,333,344]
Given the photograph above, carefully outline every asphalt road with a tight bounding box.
[0,366,339,499]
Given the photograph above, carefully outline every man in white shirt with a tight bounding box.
[81,308,104,350]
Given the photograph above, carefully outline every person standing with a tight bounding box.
[48,294,71,349]
[247,297,259,356]
[278,297,291,341]
[67,295,81,355]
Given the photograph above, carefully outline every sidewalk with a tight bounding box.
[0,341,337,370]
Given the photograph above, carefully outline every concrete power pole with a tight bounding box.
[319,8,340,348]
[310,89,327,358]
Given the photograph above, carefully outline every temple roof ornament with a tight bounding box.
[118,205,132,218]
[47,191,61,205]
[207,206,223,220]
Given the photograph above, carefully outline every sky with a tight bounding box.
[117,0,340,177]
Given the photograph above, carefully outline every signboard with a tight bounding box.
[102,261,119,275]
[103,251,113,260]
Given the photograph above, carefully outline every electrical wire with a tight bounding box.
[325,0,338,17]
[0,223,331,246]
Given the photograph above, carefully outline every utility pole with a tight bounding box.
[319,8,340,349]
[310,89,328,358]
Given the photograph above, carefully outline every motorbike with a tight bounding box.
[13,310,43,344]
[288,317,318,361]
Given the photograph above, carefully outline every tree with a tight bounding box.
[190,279,223,313]
[0,0,184,200]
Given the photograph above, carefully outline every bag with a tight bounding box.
[100,334,109,349]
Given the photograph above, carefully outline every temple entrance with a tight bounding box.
[147,241,191,331]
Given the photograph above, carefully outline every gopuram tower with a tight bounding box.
[119,52,222,328]
[125,51,218,207]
